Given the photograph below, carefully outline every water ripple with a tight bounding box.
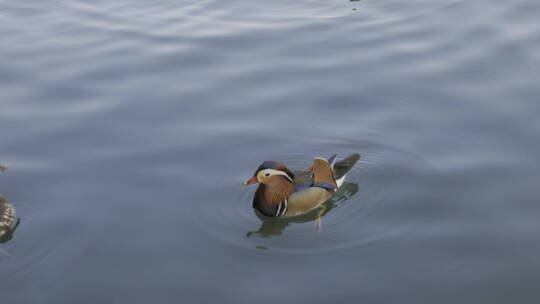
[194,142,430,254]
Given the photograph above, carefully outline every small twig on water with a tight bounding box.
[0,247,11,258]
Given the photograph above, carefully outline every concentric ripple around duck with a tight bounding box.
[194,142,431,255]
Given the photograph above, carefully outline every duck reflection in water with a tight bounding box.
[246,182,358,238]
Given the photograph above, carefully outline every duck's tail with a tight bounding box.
[332,153,360,187]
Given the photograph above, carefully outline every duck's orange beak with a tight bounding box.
[243,176,258,186]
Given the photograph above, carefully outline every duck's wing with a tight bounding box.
[283,154,361,217]
[312,157,337,190]
[292,153,361,192]
[293,154,338,188]
[292,170,313,189]
[283,158,337,217]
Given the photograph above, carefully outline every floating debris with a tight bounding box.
[0,195,20,257]
[0,195,16,239]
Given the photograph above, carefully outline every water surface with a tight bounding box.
[1,0,540,303]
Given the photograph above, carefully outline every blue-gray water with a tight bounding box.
[1,0,540,302]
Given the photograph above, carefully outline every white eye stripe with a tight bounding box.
[260,169,293,182]
[281,174,293,182]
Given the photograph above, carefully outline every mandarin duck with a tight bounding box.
[244,153,360,218]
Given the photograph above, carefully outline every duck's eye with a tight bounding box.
[264,173,270,177]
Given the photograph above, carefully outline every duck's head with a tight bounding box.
[244,161,294,186]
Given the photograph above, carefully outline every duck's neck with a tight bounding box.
[263,176,295,206]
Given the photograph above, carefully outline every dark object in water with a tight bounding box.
[0,195,17,240]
